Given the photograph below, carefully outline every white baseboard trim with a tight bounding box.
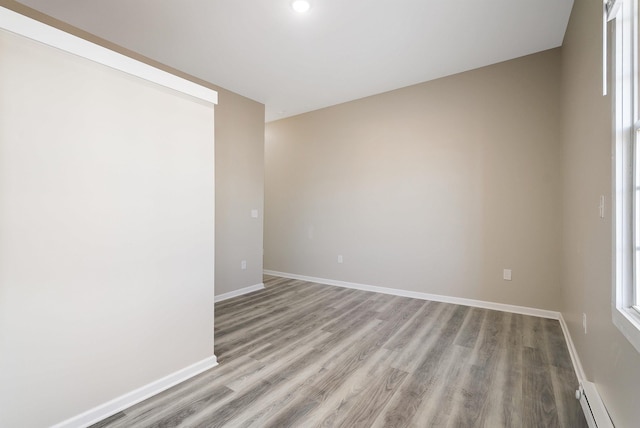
[215,283,265,302]
[561,316,614,426]
[558,313,586,382]
[51,355,218,428]
[263,270,560,320]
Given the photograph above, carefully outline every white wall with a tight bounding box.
[0,28,215,427]
[0,0,266,303]
[560,0,640,426]
[265,49,563,311]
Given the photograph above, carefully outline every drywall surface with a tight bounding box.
[265,49,563,311]
[560,0,640,425]
[0,0,266,300]
[214,88,265,296]
[0,29,215,427]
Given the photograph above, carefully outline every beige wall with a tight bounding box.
[560,0,640,426]
[265,49,563,311]
[214,88,265,297]
[0,28,215,427]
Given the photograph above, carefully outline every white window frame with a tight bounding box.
[613,0,640,354]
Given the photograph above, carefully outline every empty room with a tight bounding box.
[1,0,640,427]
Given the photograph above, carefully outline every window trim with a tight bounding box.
[613,0,640,354]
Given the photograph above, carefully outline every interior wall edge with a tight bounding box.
[214,283,265,302]
[50,356,218,428]
[558,313,587,382]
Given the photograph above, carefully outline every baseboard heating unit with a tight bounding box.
[575,381,614,428]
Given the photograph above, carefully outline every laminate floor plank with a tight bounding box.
[374,298,428,346]
[523,315,546,351]
[371,294,404,315]
[90,412,126,428]
[449,310,509,427]
[91,276,587,428]
[215,312,287,342]
[390,302,451,373]
[238,329,392,428]
[108,356,259,427]
[144,384,233,428]
[215,284,332,330]
[216,286,346,352]
[376,295,419,321]
[334,366,408,428]
[382,301,434,351]
[542,318,574,371]
[236,379,312,428]
[406,344,472,428]
[313,310,382,353]
[227,330,334,393]
[216,288,346,345]
[523,347,561,428]
[305,348,397,428]
[374,305,470,428]
[501,312,525,428]
[217,286,342,335]
[186,344,332,428]
[262,329,397,428]
[321,290,375,319]
[454,306,486,348]
[215,280,329,324]
[216,321,286,356]
[551,365,587,428]
[226,331,366,428]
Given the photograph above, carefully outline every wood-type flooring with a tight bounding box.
[93,275,587,427]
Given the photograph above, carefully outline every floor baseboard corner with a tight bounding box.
[215,283,265,302]
[558,313,586,382]
[263,270,559,320]
[51,355,218,428]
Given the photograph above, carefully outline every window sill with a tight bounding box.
[613,306,640,354]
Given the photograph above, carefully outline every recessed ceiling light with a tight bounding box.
[291,0,311,13]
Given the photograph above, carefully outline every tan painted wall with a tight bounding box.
[560,0,640,426]
[214,87,265,296]
[265,49,563,311]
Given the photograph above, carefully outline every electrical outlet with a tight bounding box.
[251,209,258,218]
[241,260,247,270]
[583,313,587,334]
[337,255,343,264]
[503,269,512,281]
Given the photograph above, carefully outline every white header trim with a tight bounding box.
[0,6,217,105]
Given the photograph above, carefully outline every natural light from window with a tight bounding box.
[613,0,640,353]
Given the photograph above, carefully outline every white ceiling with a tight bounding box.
[17,0,574,121]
